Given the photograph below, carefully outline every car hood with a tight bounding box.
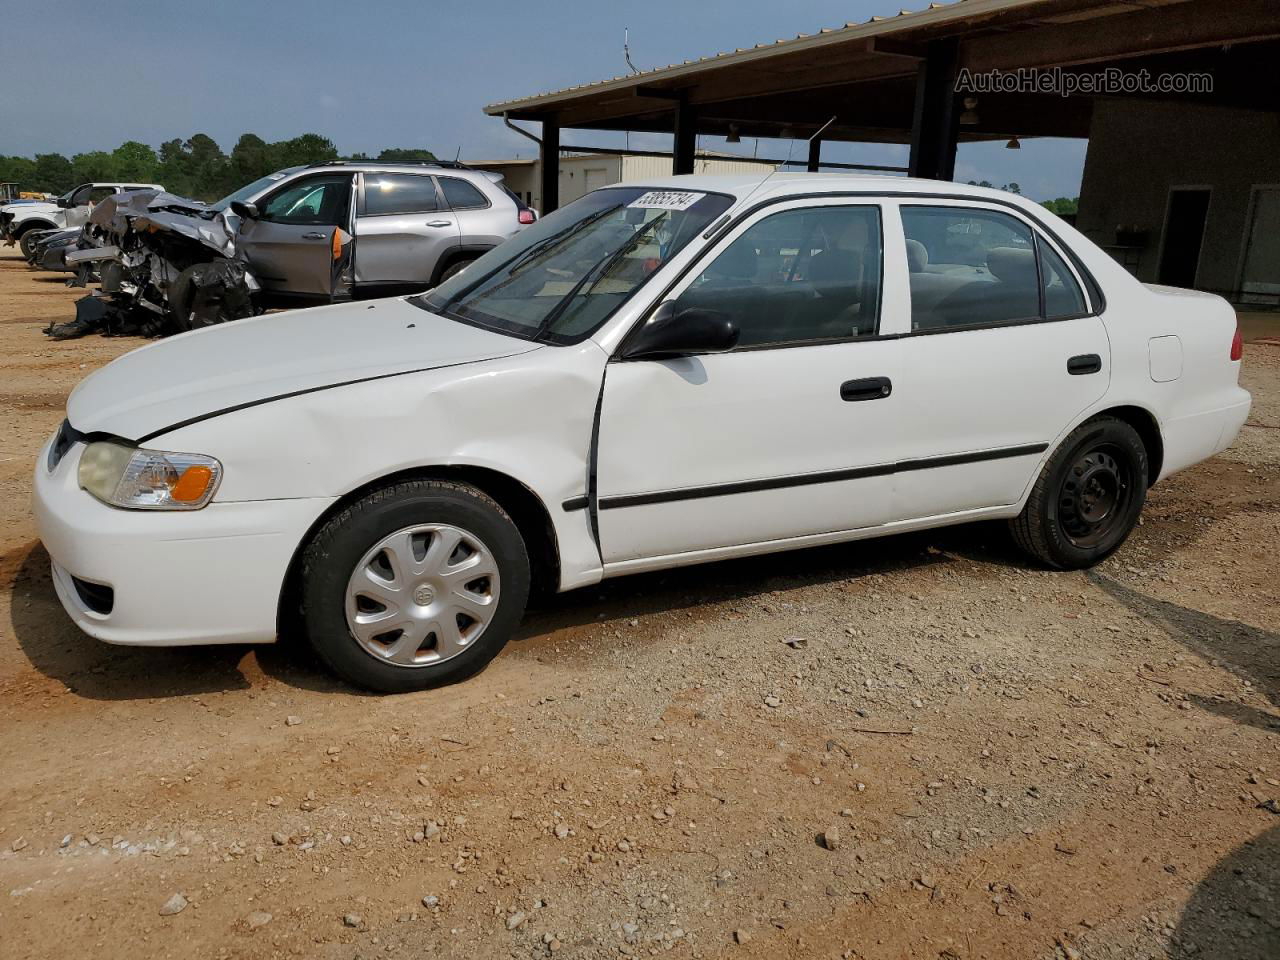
[67,298,540,441]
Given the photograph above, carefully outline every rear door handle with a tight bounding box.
[840,376,892,401]
[300,231,327,240]
[1067,354,1102,375]
[425,220,453,228]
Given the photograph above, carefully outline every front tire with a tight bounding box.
[438,255,478,283]
[1010,416,1148,570]
[296,480,530,692]
[19,228,49,260]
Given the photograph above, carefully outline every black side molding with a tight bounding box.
[1067,354,1102,375]
[598,442,1049,510]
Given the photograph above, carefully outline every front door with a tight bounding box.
[238,173,354,296]
[354,172,459,287]
[595,201,902,565]
[890,202,1110,522]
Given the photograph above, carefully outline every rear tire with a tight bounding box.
[1010,416,1148,570]
[438,255,478,283]
[295,480,530,693]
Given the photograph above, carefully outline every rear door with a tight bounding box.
[237,173,354,295]
[354,172,458,286]
[888,201,1109,521]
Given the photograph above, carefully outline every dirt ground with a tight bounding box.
[0,250,1276,960]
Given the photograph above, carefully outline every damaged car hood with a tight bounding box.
[90,189,236,257]
[66,298,540,441]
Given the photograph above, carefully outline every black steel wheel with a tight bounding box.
[1011,416,1148,569]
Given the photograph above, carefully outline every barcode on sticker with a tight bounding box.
[627,191,704,211]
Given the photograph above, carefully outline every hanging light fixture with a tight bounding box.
[726,123,741,144]
[1006,136,1021,150]
[959,97,980,126]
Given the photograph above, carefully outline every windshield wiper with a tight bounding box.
[529,220,658,342]
[428,204,622,316]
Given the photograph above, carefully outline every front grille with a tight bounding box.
[47,418,83,472]
[71,576,114,615]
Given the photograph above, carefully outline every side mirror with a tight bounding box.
[229,200,259,220]
[56,197,71,208]
[622,300,739,360]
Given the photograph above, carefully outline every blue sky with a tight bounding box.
[0,0,1086,200]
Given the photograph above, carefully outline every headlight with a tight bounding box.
[78,441,222,510]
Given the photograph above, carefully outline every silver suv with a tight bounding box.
[223,160,535,300]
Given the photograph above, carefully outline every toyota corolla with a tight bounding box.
[34,175,1251,692]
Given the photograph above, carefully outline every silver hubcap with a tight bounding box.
[344,523,500,668]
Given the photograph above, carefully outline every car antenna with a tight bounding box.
[731,114,837,218]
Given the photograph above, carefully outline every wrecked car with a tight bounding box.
[51,161,533,340]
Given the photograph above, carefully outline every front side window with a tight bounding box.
[674,205,882,347]
[260,175,352,226]
[416,186,734,343]
[362,173,439,215]
[88,186,115,204]
[438,177,488,210]
[902,206,1040,330]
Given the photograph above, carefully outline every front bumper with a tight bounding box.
[34,436,334,646]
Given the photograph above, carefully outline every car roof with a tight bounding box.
[596,172,1041,210]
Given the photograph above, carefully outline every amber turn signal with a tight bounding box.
[170,465,215,502]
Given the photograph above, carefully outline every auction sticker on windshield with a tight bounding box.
[627,191,705,211]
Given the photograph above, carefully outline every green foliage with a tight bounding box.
[1,134,432,201]
[378,148,439,162]
[1041,196,1080,216]
[967,180,1022,195]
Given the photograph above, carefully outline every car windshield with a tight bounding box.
[413,186,735,344]
[209,170,296,212]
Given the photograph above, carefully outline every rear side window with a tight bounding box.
[901,205,1089,330]
[438,177,488,210]
[676,204,883,348]
[901,207,1039,331]
[363,174,439,215]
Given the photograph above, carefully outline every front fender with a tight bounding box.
[154,342,609,591]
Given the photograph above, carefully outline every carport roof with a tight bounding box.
[484,0,1280,144]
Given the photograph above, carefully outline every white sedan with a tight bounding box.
[35,175,1250,692]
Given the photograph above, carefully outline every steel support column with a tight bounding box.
[673,99,697,175]
[807,138,822,173]
[540,118,560,212]
[908,38,960,181]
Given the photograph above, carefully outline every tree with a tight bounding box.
[377,148,438,162]
[229,133,272,189]
[110,141,159,182]
[32,153,74,193]
[271,133,338,169]
[0,155,38,189]
[71,151,114,184]
[1042,197,1079,216]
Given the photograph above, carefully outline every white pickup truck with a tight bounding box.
[0,181,161,257]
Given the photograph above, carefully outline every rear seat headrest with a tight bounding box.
[904,238,928,273]
[987,246,1037,285]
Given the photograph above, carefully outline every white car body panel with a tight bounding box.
[33,173,1250,649]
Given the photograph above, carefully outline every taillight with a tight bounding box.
[1230,325,1243,361]
[518,209,536,225]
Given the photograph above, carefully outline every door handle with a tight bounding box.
[425,220,453,228]
[300,231,327,240]
[1067,354,1102,375]
[840,376,893,401]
